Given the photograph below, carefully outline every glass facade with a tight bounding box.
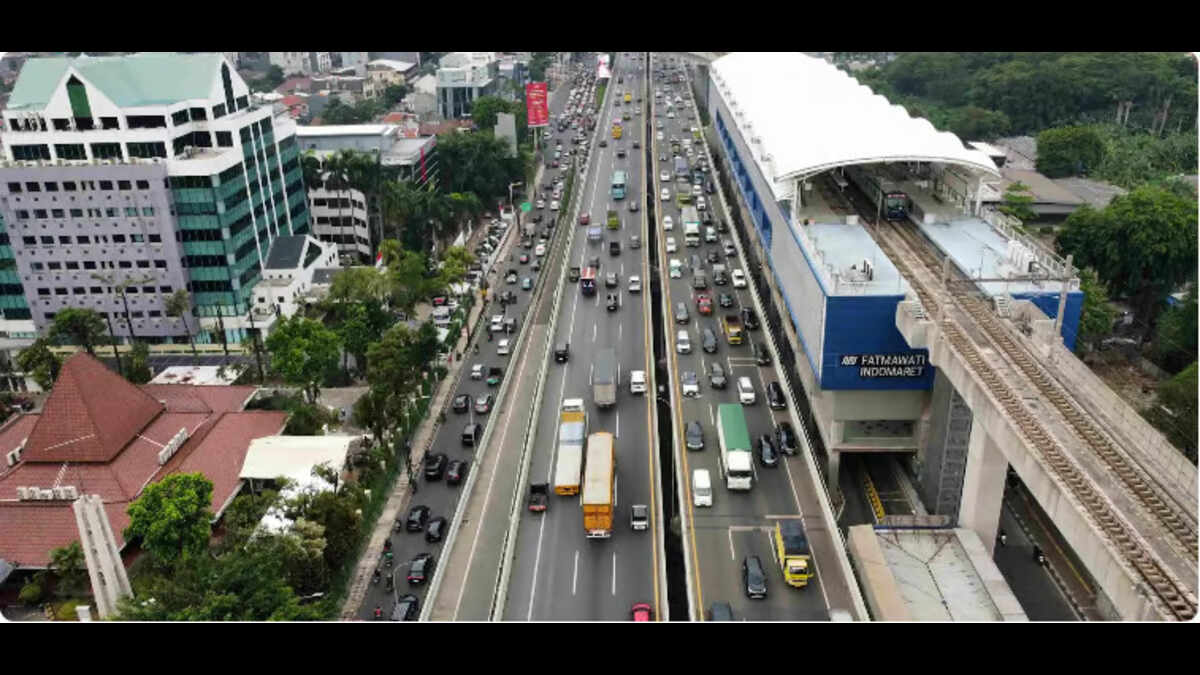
[0,213,32,319]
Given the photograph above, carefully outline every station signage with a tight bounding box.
[839,353,927,379]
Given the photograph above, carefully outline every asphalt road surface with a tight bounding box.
[504,54,664,622]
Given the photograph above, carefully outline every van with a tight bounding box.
[692,270,709,290]
[711,264,728,286]
[737,376,756,405]
[462,423,482,447]
[704,226,717,243]
[630,370,647,394]
[693,469,712,507]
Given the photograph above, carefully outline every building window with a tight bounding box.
[66,261,79,270]
[212,103,227,119]
[148,234,162,243]
[76,235,89,244]
[236,95,249,111]
[90,142,123,160]
[25,182,40,192]
[11,145,52,161]
[126,142,167,159]
[57,236,70,244]
[160,285,173,294]
[130,311,144,318]
[54,144,87,161]
[6,182,21,193]
[112,234,126,243]
[44,182,59,192]
[216,131,233,147]
[154,259,167,269]
[37,288,50,296]
[90,286,103,294]
[105,207,118,217]
[99,180,113,190]
[51,209,65,219]
[83,261,96,270]
[136,260,150,269]
[124,285,137,293]
[117,181,131,191]
[100,117,120,130]
[22,236,36,245]
[55,288,68,296]
[136,180,149,190]
[142,286,155,294]
[69,208,83,218]
[171,109,190,126]
[189,107,207,122]
[126,115,167,129]
[62,181,77,192]
[221,64,236,115]
[72,287,86,295]
[34,211,48,220]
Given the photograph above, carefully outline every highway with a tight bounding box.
[355,67,581,621]
[503,53,664,621]
[649,54,839,620]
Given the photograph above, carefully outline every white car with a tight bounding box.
[656,130,664,141]
[666,237,677,253]
[661,187,670,202]
[676,329,691,354]
[550,200,560,211]
[630,370,647,394]
[471,364,484,380]
[696,196,707,211]
[669,259,683,278]
[536,199,546,209]
[660,170,671,182]
[667,111,675,119]
[535,243,546,257]
[732,269,747,288]
[497,338,511,355]
[663,215,674,231]
[723,240,737,256]
[629,275,642,293]
[490,314,504,333]
[692,184,702,196]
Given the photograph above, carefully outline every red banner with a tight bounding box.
[525,81,549,128]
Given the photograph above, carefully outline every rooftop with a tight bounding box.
[917,216,1080,296]
[367,59,416,73]
[296,124,392,138]
[791,221,910,297]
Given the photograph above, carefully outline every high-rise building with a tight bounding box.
[436,52,498,119]
[0,53,310,346]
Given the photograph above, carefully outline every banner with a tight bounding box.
[525,81,549,127]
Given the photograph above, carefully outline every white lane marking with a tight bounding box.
[618,322,623,342]
[616,410,620,438]
[589,362,594,385]
[700,356,708,376]
[709,403,715,427]
[612,551,617,596]
[572,550,580,596]
[593,321,597,342]
[728,527,736,561]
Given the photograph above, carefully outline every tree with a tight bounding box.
[386,250,444,315]
[264,316,342,403]
[284,401,333,435]
[124,473,214,568]
[1151,285,1198,373]
[440,245,476,286]
[17,338,61,391]
[47,307,107,355]
[126,342,153,384]
[1037,125,1107,177]
[1057,186,1197,328]
[998,181,1037,223]
[381,83,408,108]
[336,303,374,377]
[352,386,390,447]
[470,95,516,131]
[164,289,198,357]
[1075,268,1118,352]
[48,540,88,596]
[1142,362,1198,464]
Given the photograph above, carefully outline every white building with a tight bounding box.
[436,52,498,119]
[336,52,369,70]
[366,59,417,89]
[269,52,331,77]
[251,234,340,327]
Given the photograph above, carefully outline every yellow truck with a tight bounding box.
[722,314,743,345]
[775,520,813,587]
[612,123,623,140]
[582,432,615,538]
[624,92,632,104]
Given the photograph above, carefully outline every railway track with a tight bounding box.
[835,176,1196,620]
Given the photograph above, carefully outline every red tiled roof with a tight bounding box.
[281,94,305,107]
[0,501,129,569]
[275,76,311,95]
[23,353,164,463]
[164,411,287,513]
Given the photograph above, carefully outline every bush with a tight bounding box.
[18,581,44,604]
[1040,226,1055,235]
[433,365,448,381]
[284,402,334,435]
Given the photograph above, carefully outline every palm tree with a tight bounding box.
[164,289,199,357]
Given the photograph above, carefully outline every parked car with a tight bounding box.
[424,453,447,480]
[405,505,430,532]
[407,553,436,585]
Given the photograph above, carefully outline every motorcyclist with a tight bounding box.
[373,605,383,620]
[372,569,381,585]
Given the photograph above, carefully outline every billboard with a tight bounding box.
[525,81,549,127]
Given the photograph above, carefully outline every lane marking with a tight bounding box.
[612,552,617,596]
[593,321,597,342]
[616,410,620,438]
[572,549,579,596]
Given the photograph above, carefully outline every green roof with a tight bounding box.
[7,52,226,111]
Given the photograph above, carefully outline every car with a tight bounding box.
[758,435,780,467]
[676,329,691,354]
[685,420,704,450]
[659,152,667,162]
[425,516,448,543]
[692,184,703,196]
[662,215,674,231]
[606,293,620,311]
[391,594,420,621]
[522,277,533,291]
[660,187,670,201]
[723,240,737,257]
[718,293,735,308]
[629,275,642,293]
[743,555,768,599]
[697,294,713,315]
[737,376,756,405]
[406,505,431,532]
[656,131,664,140]
[471,364,484,380]
[452,394,471,414]
[666,237,677,253]
[407,552,436,585]
[630,234,641,249]
[681,371,699,397]
[741,306,760,330]
[519,253,530,265]
[497,338,511,355]
[777,421,799,455]
[599,139,608,147]
[475,394,494,414]
[536,199,546,209]
[424,453,448,480]
[522,237,534,249]
[505,270,518,285]
[631,602,653,622]
[708,602,734,621]
[629,200,639,212]
[535,243,547,257]
[606,272,619,287]
[706,180,716,195]
[674,302,690,324]
[579,212,591,226]
[701,327,718,353]
[709,362,728,389]
[660,170,671,182]
[766,381,787,410]
[447,459,468,485]
[616,148,626,158]
[731,269,747,288]
[706,249,720,264]
[631,504,649,531]
[609,240,621,256]
[501,290,517,304]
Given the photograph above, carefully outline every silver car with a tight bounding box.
[685,420,704,450]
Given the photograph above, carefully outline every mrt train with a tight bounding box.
[845,165,909,221]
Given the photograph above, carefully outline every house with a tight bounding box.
[366,59,417,89]
[251,235,340,324]
[0,352,288,569]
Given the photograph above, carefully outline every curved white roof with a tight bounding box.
[709,53,999,202]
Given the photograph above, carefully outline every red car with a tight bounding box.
[579,212,591,226]
[696,294,713,315]
[631,602,653,622]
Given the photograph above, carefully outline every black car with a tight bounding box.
[741,307,760,330]
[609,240,621,256]
[452,394,470,414]
[701,209,714,226]
[632,140,640,149]
[424,453,448,480]
[716,219,728,234]
[753,341,771,366]
[766,381,787,410]
[718,293,735,308]
[685,420,704,450]
[425,516,448,543]
[758,435,779,467]
[391,594,420,621]
[606,293,620,311]
[701,327,718,354]
[616,148,626,158]
[743,555,768,599]
[706,180,716,195]
[407,552,436,585]
[709,362,728,389]
[599,139,608,147]
[706,249,720,264]
[776,421,798,456]
[406,505,431,532]
[555,342,570,363]
[447,459,468,485]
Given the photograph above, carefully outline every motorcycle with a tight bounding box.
[373,606,383,620]
[385,574,394,591]
[384,551,394,569]
[372,569,381,586]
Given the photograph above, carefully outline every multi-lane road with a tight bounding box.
[504,54,665,621]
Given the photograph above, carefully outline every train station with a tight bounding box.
[700,52,1196,620]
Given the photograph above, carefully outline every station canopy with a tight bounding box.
[709,52,999,202]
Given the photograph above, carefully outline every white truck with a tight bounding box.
[593,348,617,408]
[682,206,701,247]
[553,398,588,495]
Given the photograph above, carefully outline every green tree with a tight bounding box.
[284,401,331,435]
[125,473,214,568]
[126,342,153,384]
[47,307,107,355]
[470,95,516,132]
[998,181,1037,223]
[352,386,390,447]
[440,245,476,286]
[1037,125,1107,177]
[529,52,554,82]
[1057,186,1197,328]
[264,316,342,403]
[381,84,408,108]
[287,485,362,575]
[164,289,198,357]
[1142,362,1198,464]
[1151,285,1198,373]
[16,338,62,391]
[48,540,88,596]
[945,105,1011,141]
[1075,267,1117,351]
[386,250,444,315]
[336,303,374,377]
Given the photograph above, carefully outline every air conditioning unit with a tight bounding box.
[5,448,20,467]
[62,485,79,500]
[16,487,31,500]
[39,488,55,500]
[52,486,67,500]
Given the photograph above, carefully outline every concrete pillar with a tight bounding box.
[828,448,842,497]
[958,424,1007,556]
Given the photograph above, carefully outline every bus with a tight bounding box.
[611,171,627,200]
[716,404,754,490]
[579,266,597,296]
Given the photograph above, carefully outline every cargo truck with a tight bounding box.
[593,348,617,408]
[612,123,623,140]
[553,399,587,495]
[722,314,744,344]
[716,404,754,489]
[607,209,620,230]
[674,155,689,181]
[775,520,813,587]
[681,206,701,247]
[582,432,616,538]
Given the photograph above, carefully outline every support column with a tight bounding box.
[959,424,1007,556]
[827,448,842,497]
